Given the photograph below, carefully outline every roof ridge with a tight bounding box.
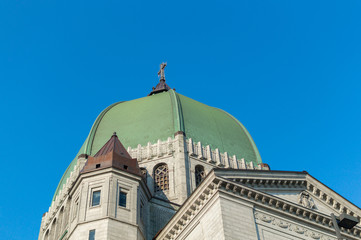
[93,132,131,158]
[168,90,185,134]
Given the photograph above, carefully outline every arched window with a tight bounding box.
[50,218,57,240]
[44,230,49,240]
[56,207,64,238]
[195,165,206,187]
[140,167,147,184]
[154,163,169,192]
[62,199,70,230]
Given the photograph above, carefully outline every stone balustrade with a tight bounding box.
[186,138,264,170]
[41,136,268,232]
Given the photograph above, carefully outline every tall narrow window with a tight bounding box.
[63,199,70,228]
[195,165,206,187]
[72,198,79,221]
[89,229,95,240]
[92,190,101,206]
[44,230,49,240]
[140,200,144,221]
[56,207,63,238]
[50,218,57,240]
[118,191,127,207]
[154,163,169,192]
[140,168,147,184]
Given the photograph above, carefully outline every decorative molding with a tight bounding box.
[125,137,269,171]
[255,212,333,240]
[298,191,316,209]
[127,137,175,161]
[228,177,307,189]
[306,179,361,224]
[157,173,361,240]
[186,138,269,170]
[216,177,361,240]
[127,136,264,171]
[223,173,361,226]
[159,180,219,239]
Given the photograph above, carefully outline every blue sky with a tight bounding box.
[1,0,361,239]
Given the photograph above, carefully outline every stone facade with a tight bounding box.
[38,133,270,240]
[38,71,361,239]
[39,165,150,240]
[38,120,359,240]
[157,170,361,240]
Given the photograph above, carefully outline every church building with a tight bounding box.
[38,64,361,240]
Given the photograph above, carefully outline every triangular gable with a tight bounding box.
[215,169,361,219]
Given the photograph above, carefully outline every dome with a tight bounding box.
[53,89,262,200]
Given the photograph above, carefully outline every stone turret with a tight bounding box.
[39,133,150,240]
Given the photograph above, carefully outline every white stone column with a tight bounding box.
[233,155,239,169]
[224,152,230,168]
[197,142,204,159]
[173,132,191,204]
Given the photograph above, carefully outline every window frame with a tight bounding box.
[90,189,101,207]
[115,179,132,212]
[195,165,206,187]
[89,229,95,240]
[153,163,169,193]
[118,190,127,208]
[140,167,147,184]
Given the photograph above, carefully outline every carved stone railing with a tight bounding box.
[42,136,269,233]
[127,137,175,161]
[186,138,265,170]
[126,137,267,170]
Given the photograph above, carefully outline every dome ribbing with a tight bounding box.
[53,90,261,201]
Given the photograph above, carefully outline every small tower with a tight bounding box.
[77,133,150,239]
[39,133,151,240]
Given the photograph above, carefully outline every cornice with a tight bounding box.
[229,176,307,189]
[255,211,335,240]
[306,175,361,222]
[157,174,361,240]
[216,170,361,225]
[157,171,219,239]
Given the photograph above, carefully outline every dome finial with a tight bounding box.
[158,62,167,81]
[148,62,171,96]
[113,132,117,136]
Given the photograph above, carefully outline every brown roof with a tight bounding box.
[94,132,132,158]
[82,132,141,176]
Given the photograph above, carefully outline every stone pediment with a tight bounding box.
[216,169,361,222]
[157,169,361,240]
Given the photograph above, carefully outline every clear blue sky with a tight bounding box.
[1,1,361,239]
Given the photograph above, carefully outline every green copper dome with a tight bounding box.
[53,90,261,200]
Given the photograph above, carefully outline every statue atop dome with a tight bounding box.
[149,62,171,95]
[158,62,167,80]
